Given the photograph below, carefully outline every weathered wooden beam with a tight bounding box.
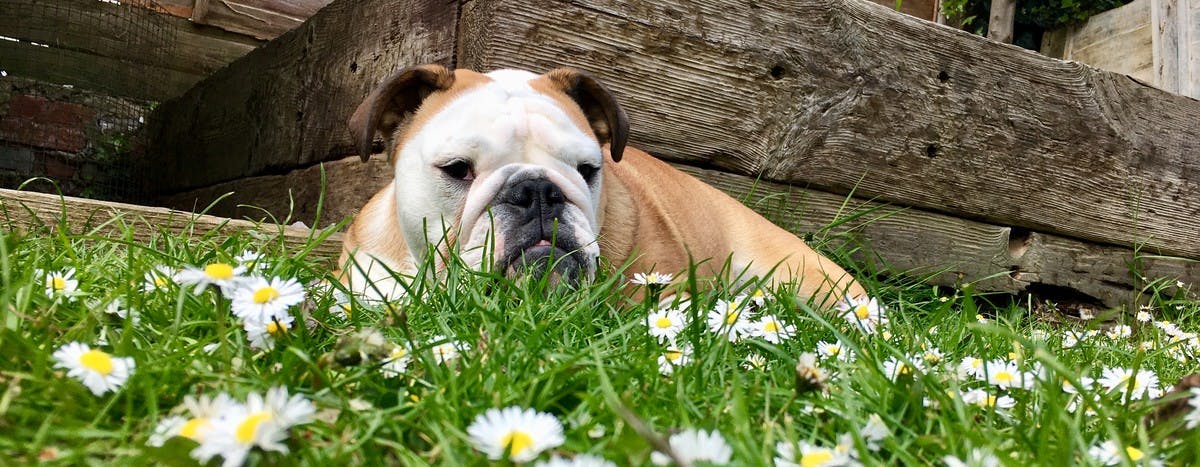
[0,188,343,264]
[146,0,458,193]
[160,154,1200,308]
[0,0,260,100]
[456,0,1200,261]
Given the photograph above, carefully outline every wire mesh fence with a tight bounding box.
[0,0,180,202]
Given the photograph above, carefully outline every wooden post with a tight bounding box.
[987,0,1016,43]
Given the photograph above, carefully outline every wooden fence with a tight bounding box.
[141,0,1200,308]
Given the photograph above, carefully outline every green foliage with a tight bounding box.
[941,0,1134,35]
[3,204,1200,464]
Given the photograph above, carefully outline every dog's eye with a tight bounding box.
[577,163,600,184]
[438,160,474,181]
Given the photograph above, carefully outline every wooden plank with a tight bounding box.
[159,155,395,229]
[1068,0,1154,82]
[456,0,1200,262]
[0,39,202,101]
[987,0,1016,43]
[156,152,1200,307]
[1152,0,1182,93]
[0,188,344,264]
[867,0,938,21]
[191,0,335,40]
[676,165,1200,308]
[146,0,459,193]
[0,0,261,78]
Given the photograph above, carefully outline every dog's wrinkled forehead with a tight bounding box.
[408,70,600,162]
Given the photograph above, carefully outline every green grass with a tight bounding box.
[2,210,1200,466]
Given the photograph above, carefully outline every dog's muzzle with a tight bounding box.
[495,177,587,285]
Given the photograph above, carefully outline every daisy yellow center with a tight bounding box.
[51,277,67,290]
[179,417,208,440]
[995,372,1014,383]
[79,349,113,375]
[501,430,534,457]
[154,276,169,287]
[763,321,780,332]
[392,348,407,358]
[985,395,998,407]
[646,273,660,282]
[753,289,765,299]
[253,286,280,304]
[665,350,683,361]
[235,412,272,444]
[828,346,840,355]
[266,321,287,335]
[801,449,835,467]
[970,359,982,368]
[204,263,234,280]
[1125,446,1144,461]
[725,311,740,325]
[854,304,870,319]
[655,317,673,329]
[899,364,911,375]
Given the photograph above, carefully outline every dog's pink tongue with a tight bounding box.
[534,239,552,247]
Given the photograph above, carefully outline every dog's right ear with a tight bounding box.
[349,64,456,162]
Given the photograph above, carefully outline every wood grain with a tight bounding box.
[458,0,1200,261]
[0,40,201,102]
[0,0,260,86]
[146,0,459,192]
[0,188,344,263]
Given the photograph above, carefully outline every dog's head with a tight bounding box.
[349,65,628,285]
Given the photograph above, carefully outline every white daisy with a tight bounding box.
[742,353,768,371]
[859,414,889,451]
[1087,440,1146,466]
[150,392,239,446]
[230,276,306,324]
[244,313,294,350]
[961,389,1016,410]
[98,298,140,325]
[658,344,693,376]
[650,429,732,465]
[141,266,176,293]
[1105,325,1132,340]
[646,308,687,343]
[816,340,854,362]
[881,356,919,381]
[235,250,267,272]
[175,262,247,295]
[942,448,1001,467]
[984,360,1031,390]
[1061,331,1081,349]
[39,267,79,300]
[748,288,769,307]
[51,342,134,396]
[751,314,796,344]
[706,296,754,342]
[329,289,355,320]
[795,353,828,388]
[191,387,315,467]
[430,336,469,364]
[1098,367,1161,399]
[774,440,851,467]
[535,454,617,467]
[466,406,565,462]
[631,272,673,286]
[380,345,411,377]
[837,294,887,334]
[920,347,945,366]
[1135,310,1153,322]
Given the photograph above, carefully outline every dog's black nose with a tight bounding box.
[504,178,565,211]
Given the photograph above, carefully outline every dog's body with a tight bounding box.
[337,65,864,306]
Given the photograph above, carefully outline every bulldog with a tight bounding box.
[336,65,865,306]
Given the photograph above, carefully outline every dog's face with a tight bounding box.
[349,66,628,285]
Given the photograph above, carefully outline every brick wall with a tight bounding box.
[0,76,151,201]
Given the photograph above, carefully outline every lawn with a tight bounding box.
[2,209,1199,466]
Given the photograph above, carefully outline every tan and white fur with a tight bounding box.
[337,65,865,306]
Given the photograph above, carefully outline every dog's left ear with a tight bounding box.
[542,68,629,162]
[349,64,456,162]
